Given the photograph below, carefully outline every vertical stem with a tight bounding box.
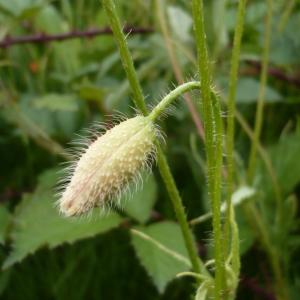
[278,0,295,32]
[247,0,273,182]
[102,0,205,276]
[224,0,247,256]
[102,0,148,115]
[156,149,207,275]
[212,0,227,64]
[246,1,287,298]
[191,0,224,298]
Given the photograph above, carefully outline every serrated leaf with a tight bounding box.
[3,169,123,269]
[131,221,191,293]
[124,174,157,224]
[33,94,79,112]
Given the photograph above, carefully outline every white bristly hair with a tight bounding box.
[57,115,159,217]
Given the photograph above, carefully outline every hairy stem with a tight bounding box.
[224,0,246,270]
[102,0,206,276]
[191,0,225,298]
[156,149,208,275]
[149,81,201,121]
[102,0,148,115]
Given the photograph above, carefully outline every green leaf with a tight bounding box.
[167,6,193,42]
[236,78,281,103]
[235,208,255,255]
[268,133,300,194]
[0,0,43,18]
[76,83,106,103]
[131,221,191,293]
[34,5,64,34]
[33,94,79,112]
[270,14,300,65]
[258,132,300,197]
[124,174,157,224]
[3,169,123,269]
[0,205,11,245]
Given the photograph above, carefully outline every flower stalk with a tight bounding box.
[149,81,201,121]
[102,0,206,277]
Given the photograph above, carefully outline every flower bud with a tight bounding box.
[58,116,157,217]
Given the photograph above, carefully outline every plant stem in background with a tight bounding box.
[0,27,153,48]
[235,111,281,205]
[156,150,208,275]
[154,0,205,140]
[101,0,148,115]
[191,0,225,298]
[224,0,246,258]
[247,0,273,182]
[211,0,227,64]
[278,0,296,32]
[102,0,206,276]
[246,0,287,298]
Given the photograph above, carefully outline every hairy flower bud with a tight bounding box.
[58,116,157,217]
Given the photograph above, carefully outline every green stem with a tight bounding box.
[247,0,273,182]
[246,0,287,298]
[102,0,206,277]
[224,0,246,264]
[191,0,224,298]
[211,93,225,297]
[156,149,207,275]
[278,0,295,32]
[149,81,201,121]
[102,0,148,115]
[211,0,227,65]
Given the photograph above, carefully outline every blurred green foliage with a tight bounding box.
[0,0,300,299]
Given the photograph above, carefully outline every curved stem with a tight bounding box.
[149,81,201,121]
[102,0,206,277]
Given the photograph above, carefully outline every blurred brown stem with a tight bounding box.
[0,26,153,48]
[244,59,300,89]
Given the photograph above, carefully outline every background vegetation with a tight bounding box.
[0,0,299,299]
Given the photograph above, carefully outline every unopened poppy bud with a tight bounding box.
[58,116,158,217]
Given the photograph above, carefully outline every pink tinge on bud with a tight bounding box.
[58,116,157,217]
